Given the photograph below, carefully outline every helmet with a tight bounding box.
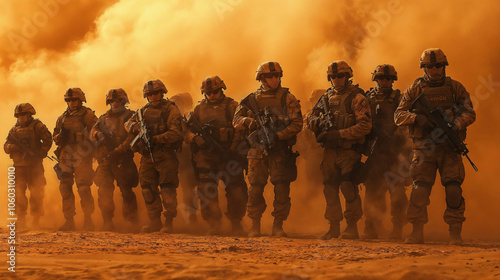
[14,103,36,117]
[371,64,398,81]
[200,75,226,93]
[106,88,129,105]
[255,62,283,81]
[169,92,193,114]
[419,48,449,68]
[143,79,168,98]
[64,88,86,102]
[327,61,353,81]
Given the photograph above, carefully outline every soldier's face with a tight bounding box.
[425,64,444,77]
[147,92,162,105]
[331,75,346,88]
[17,113,29,123]
[111,99,125,109]
[205,90,221,101]
[376,77,393,88]
[66,98,81,111]
[264,76,281,90]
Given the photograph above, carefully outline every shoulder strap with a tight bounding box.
[345,91,357,115]
[223,96,234,123]
[280,88,290,117]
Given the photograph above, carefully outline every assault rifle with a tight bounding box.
[246,102,276,156]
[184,115,231,159]
[412,93,478,171]
[130,109,155,162]
[314,94,335,143]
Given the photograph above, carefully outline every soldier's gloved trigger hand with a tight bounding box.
[309,118,321,130]
[96,132,105,142]
[245,118,258,131]
[194,136,206,148]
[415,114,433,129]
[131,124,140,134]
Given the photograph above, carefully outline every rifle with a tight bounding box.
[7,134,34,159]
[130,109,155,162]
[245,96,276,156]
[183,115,234,160]
[313,94,336,143]
[412,93,478,171]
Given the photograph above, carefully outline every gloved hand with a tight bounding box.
[95,132,105,142]
[309,118,322,131]
[244,118,258,132]
[130,123,140,134]
[415,114,433,129]
[194,135,207,148]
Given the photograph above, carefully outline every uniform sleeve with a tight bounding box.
[229,100,246,149]
[233,103,253,130]
[35,121,53,154]
[154,105,184,145]
[4,128,15,154]
[84,109,98,131]
[339,93,372,139]
[452,80,476,130]
[306,96,324,132]
[394,83,419,127]
[53,116,63,146]
[275,93,303,140]
[184,107,198,144]
[124,111,138,134]
[89,116,104,142]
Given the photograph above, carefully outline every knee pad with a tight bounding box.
[141,187,157,204]
[410,184,430,208]
[445,183,463,209]
[340,181,357,202]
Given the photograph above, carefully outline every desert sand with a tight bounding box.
[1,227,499,280]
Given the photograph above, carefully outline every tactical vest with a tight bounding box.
[366,88,400,134]
[252,87,291,132]
[9,119,43,165]
[194,96,235,144]
[325,84,365,148]
[98,109,134,148]
[61,107,90,144]
[142,100,174,136]
[410,77,465,139]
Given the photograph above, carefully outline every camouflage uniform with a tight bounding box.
[234,62,303,237]
[90,89,139,231]
[125,80,184,233]
[363,65,410,239]
[394,48,476,244]
[308,61,371,239]
[186,78,248,233]
[4,103,52,227]
[54,88,98,230]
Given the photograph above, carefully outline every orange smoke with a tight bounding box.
[1,0,499,239]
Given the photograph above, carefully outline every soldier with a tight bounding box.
[170,92,199,225]
[308,61,371,240]
[90,88,139,232]
[362,64,410,240]
[53,88,98,231]
[4,103,52,229]
[233,62,303,237]
[395,48,476,244]
[124,79,184,233]
[185,76,248,235]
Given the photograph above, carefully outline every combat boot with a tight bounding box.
[389,223,404,240]
[231,220,245,236]
[248,219,261,237]
[321,221,340,240]
[404,223,424,244]
[58,217,76,231]
[448,223,463,245]
[272,219,287,238]
[207,219,222,235]
[339,221,359,239]
[82,215,94,231]
[160,217,173,234]
[101,217,115,232]
[142,216,163,233]
[361,221,378,239]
